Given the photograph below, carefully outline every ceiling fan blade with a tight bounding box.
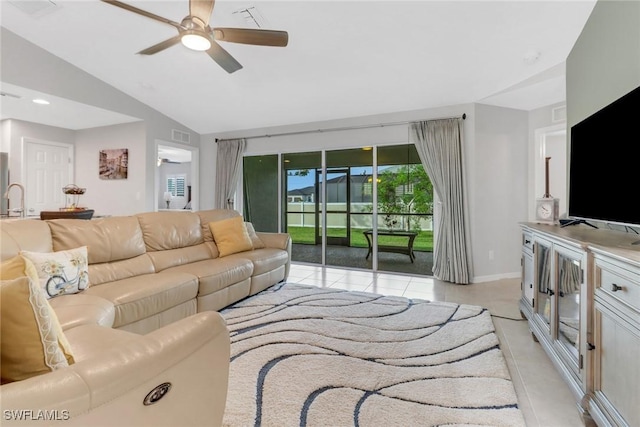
[213,28,288,47]
[137,35,182,55]
[206,40,243,74]
[190,0,215,26]
[101,0,183,31]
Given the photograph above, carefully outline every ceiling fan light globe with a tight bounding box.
[181,32,211,51]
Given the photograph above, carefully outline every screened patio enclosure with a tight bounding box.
[243,144,434,276]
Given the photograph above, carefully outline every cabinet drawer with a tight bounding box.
[596,262,640,313]
[522,230,534,252]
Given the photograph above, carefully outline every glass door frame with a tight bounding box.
[316,168,352,246]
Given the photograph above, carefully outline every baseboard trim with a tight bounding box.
[472,271,520,284]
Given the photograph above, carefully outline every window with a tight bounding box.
[167,174,186,197]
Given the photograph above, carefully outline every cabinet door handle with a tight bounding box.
[611,283,623,292]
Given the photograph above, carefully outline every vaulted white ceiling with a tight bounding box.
[1,1,596,134]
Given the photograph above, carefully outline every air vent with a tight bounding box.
[9,0,59,17]
[232,6,268,29]
[552,105,566,123]
[172,129,191,144]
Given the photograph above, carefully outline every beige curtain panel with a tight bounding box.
[410,118,472,284]
[215,138,247,209]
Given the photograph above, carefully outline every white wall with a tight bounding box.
[199,137,217,210]
[567,0,640,129]
[1,121,12,152]
[1,29,201,215]
[75,122,146,216]
[207,102,532,283]
[472,104,529,281]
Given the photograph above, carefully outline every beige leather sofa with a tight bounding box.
[0,208,291,426]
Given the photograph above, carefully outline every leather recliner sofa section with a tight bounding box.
[0,208,291,426]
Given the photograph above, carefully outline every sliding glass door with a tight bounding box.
[375,144,433,275]
[322,168,351,246]
[324,148,374,269]
[283,152,322,265]
[243,144,434,276]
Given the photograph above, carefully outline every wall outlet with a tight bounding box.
[489,250,495,261]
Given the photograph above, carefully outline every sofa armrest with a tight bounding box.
[256,232,291,280]
[0,312,230,427]
[256,232,291,252]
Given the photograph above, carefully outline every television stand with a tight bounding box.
[560,219,598,229]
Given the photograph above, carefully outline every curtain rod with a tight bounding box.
[215,113,466,143]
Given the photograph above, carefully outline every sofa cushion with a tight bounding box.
[196,209,241,242]
[245,222,266,249]
[20,246,89,299]
[49,294,116,330]
[89,254,155,286]
[167,257,254,296]
[47,216,146,264]
[0,275,74,383]
[137,211,203,251]
[83,271,199,328]
[227,248,290,276]
[209,217,253,257]
[0,219,53,261]
[146,243,213,273]
[63,324,138,363]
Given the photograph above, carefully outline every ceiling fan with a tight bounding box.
[101,0,288,73]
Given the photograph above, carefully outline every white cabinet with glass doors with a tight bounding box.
[520,225,590,419]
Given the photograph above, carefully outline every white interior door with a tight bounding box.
[25,139,73,216]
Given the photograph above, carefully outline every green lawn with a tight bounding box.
[287,226,434,251]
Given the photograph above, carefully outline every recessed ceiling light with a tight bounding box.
[32,98,50,105]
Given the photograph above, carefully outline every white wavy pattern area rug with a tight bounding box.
[221,283,525,427]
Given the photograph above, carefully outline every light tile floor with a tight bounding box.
[288,263,586,427]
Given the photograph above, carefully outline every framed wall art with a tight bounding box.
[99,149,128,180]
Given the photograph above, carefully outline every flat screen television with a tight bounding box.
[568,85,640,228]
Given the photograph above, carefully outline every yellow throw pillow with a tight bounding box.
[0,275,75,383]
[245,222,266,249]
[209,217,254,257]
[20,246,89,299]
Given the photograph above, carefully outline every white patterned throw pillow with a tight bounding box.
[20,246,89,299]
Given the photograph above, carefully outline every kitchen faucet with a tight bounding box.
[3,183,25,218]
